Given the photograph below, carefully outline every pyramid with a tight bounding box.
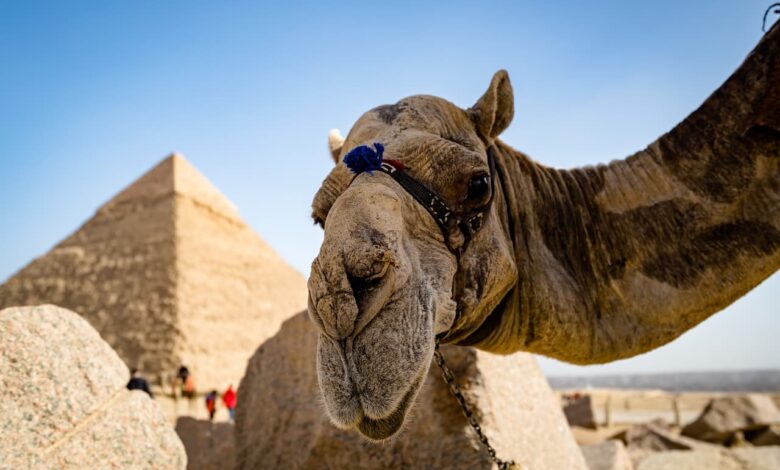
[0,154,308,390]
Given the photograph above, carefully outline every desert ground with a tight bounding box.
[559,389,780,444]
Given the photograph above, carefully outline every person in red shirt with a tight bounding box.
[222,385,237,421]
[205,390,218,421]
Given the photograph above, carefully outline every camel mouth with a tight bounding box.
[317,326,431,440]
[356,373,423,440]
[315,285,436,441]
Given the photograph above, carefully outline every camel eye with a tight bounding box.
[466,174,490,202]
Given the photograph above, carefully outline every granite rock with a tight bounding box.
[234,311,586,470]
[0,305,186,469]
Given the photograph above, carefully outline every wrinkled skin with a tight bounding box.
[308,72,518,439]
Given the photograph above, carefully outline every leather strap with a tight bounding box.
[378,147,497,250]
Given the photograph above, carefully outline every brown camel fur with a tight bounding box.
[308,25,780,440]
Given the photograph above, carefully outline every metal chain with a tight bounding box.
[433,339,517,470]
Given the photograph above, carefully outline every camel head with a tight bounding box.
[305,27,780,440]
[308,71,519,440]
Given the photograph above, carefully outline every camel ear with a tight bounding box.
[328,129,345,164]
[470,70,514,141]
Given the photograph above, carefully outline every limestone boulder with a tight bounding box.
[564,395,598,429]
[612,419,718,465]
[749,425,780,446]
[0,305,186,469]
[175,417,235,470]
[635,447,780,470]
[614,419,719,452]
[681,395,780,444]
[580,440,634,470]
[234,311,586,470]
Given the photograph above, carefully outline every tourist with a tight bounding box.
[222,385,237,421]
[177,365,190,385]
[177,365,196,400]
[205,390,218,421]
[182,374,196,400]
[127,369,153,398]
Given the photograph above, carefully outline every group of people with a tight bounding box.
[126,365,237,421]
[205,386,237,421]
[174,365,238,421]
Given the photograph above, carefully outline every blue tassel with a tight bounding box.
[343,143,384,174]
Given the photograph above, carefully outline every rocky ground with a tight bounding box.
[560,389,780,469]
[3,303,779,469]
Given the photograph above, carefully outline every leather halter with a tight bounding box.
[345,144,502,341]
[375,147,498,253]
[373,147,501,342]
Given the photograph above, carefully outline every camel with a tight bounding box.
[307,25,780,441]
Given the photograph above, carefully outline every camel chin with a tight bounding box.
[357,373,426,440]
[314,297,435,441]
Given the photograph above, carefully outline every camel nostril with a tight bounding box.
[347,273,383,301]
[349,254,390,276]
[347,253,391,298]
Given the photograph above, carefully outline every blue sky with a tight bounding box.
[1,1,777,376]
